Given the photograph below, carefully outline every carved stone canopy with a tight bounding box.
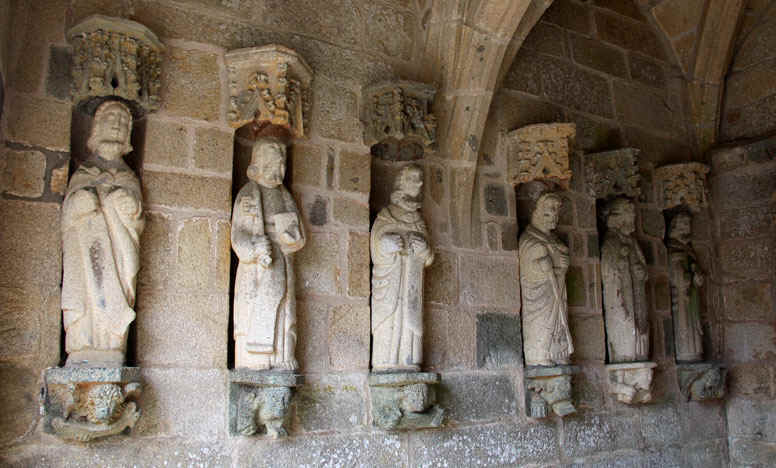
[503,123,576,188]
[67,15,164,113]
[654,162,710,211]
[584,148,641,199]
[362,81,437,148]
[225,45,313,138]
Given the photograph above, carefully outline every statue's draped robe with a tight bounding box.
[601,230,649,362]
[371,205,433,370]
[668,240,703,362]
[61,160,144,365]
[519,225,573,365]
[232,181,305,370]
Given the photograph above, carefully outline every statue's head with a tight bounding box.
[390,164,423,212]
[603,197,636,235]
[247,137,287,188]
[668,211,692,243]
[531,192,563,234]
[87,100,133,161]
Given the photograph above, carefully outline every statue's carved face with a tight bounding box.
[606,199,636,235]
[249,141,287,188]
[532,195,561,234]
[91,104,132,160]
[669,213,692,242]
[393,165,423,212]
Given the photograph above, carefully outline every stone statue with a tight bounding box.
[601,197,649,363]
[519,192,573,366]
[231,137,305,371]
[62,100,145,367]
[667,212,704,362]
[371,164,434,371]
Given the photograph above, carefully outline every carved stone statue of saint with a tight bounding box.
[62,100,145,367]
[667,212,704,362]
[519,192,574,366]
[232,138,305,371]
[371,165,434,371]
[601,197,649,363]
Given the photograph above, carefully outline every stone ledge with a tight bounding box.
[368,371,439,387]
[229,369,303,387]
[45,366,141,384]
[525,364,579,378]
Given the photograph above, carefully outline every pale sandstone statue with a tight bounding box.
[232,138,305,371]
[371,165,434,371]
[601,197,649,363]
[667,212,704,362]
[62,100,145,367]
[519,192,574,366]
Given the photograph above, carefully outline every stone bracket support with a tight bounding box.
[606,361,657,405]
[361,81,437,149]
[584,148,641,199]
[677,362,726,401]
[42,367,142,442]
[224,45,313,137]
[368,372,444,430]
[228,370,301,438]
[524,365,578,419]
[501,123,576,188]
[654,162,710,212]
[67,15,165,113]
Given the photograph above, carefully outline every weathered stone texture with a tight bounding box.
[337,151,370,194]
[347,232,369,298]
[193,127,233,173]
[1,148,46,198]
[0,200,61,288]
[460,255,519,307]
[0,366,47,444]
[161,46,221,122]
[294,376,365,432]
[725,322,776,363]
[46,45,72,100]
[2,94,71,151]
[291,144,323,187]
[143,171,231,212]
[312,79,360,142]
[476,313,522,368]
[327,303,369,370]
[437,373,517,423]
[136,292,228,368]
[332,197,368,227]
[569,32,628,79]
[595,10,665,60]
[410,423,559,466]
[295,232,341,295]
[424,249,458,306]
[143,118,189,168]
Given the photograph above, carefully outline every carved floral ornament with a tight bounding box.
[225,45,313,138]
[362,81,437,147]
[654,162,710,211]
[502,123,576,187]
[584,148,642,199]
[67,15,165,112]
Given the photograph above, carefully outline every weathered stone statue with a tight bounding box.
[62,100,145,367]
[231,137,305,371]
[601,197,649,363]
[667,212,704,363]
[371,164,434,371]
[519,192,573,366]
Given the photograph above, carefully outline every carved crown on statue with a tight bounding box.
[225,45,313,138]
[67,15,165,112]
[362,81,437,148]
[502,123,576,188]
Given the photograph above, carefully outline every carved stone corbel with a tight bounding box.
[654,162,710,212]
[524,365,578,418]
[224,45,313,137]
[228,370,302,438]
[67,15,164,112]
[502,123,576,188]
[368,372,444,430]
[677,362,727,401]
[42,367,142,442]
[606,362,656,405]
[584,148,641,199]
[361,81,437,152]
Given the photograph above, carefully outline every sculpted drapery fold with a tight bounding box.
[61,100,145,367]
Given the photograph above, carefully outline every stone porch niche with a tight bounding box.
[362,80,444,430]
[41,15,165,443]
[225,44,312,438]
